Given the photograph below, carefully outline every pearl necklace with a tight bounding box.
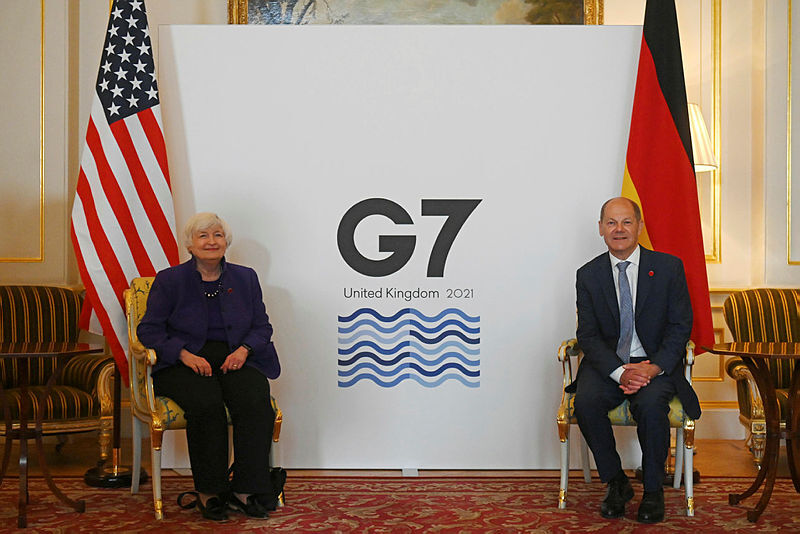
[204,279,223,298]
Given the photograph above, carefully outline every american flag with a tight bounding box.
[71,0,179,382]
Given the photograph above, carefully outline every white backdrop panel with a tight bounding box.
[159,25,641,468]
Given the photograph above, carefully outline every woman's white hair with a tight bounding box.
[183,212,233,249]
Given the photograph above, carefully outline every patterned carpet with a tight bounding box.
[0,476,798,532]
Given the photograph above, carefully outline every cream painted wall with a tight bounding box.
[0,0,225,285]
[1,3,42,262]
[765,0,797,285]
[1,0,796,442]
[1,1,75,284]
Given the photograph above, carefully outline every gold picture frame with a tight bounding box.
[228,1,604,26]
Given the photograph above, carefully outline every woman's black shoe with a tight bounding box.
[198,496,229,521]
[228,493,270,518]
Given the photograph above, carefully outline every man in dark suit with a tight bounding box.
[570,197,700,523]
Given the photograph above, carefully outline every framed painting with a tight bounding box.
[227,1,604,26]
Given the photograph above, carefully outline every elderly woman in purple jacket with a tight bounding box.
[138,212,280,521]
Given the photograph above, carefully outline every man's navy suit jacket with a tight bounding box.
[570,246,701,420]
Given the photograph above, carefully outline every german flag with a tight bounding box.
[622,0,714,351]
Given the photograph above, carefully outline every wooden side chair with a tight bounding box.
[723,288,800,465]
[556,338,697,516]
[124,277,283,520]
[0,285,115,460]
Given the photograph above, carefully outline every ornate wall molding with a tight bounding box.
[0,0,45,263]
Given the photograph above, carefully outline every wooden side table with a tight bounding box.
[0,342,102,528]
[704,342,800,522]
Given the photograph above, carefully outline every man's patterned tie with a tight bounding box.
[616,261,633,363]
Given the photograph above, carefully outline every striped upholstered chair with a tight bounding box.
[0,285,115,458]
[723,288,800,466]
[125,277,283,520]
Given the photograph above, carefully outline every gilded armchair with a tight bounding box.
[124,277,283,520]
[556,338,697,516]
[723,288,800,466]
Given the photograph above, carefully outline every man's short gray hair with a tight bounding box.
[599,197,642,222]
[182,212,233,248]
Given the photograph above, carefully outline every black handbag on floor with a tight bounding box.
[264,466,287,508]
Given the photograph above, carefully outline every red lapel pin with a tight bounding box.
[649,271,654,277]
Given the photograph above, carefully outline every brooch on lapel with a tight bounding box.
[227,288,233,294]
[648,270,654,277]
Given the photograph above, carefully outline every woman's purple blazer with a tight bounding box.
[137,257,280,379]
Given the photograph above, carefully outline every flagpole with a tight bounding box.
[72,0,180,487]
[622,0,711,493]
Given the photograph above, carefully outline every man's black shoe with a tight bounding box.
[600,472,634,519]
[637,489,665,523]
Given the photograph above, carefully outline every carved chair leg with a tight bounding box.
[684,421,695,517]
[131,418,143,494]
[150,426,164,520]
[673,429,684,489]
[558,425,570,509]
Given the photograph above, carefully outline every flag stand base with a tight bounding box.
[84,458,147,488]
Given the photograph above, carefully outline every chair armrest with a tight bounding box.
[61,353,115,397]
[725,356,764,420]
[130,340,157,366]
[558,338,581,388]
[128,341,160,421]
[557,338,581,362]
[684,340,695,384]
[557,338,581,441]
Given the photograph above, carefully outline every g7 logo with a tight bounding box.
[337,198,482,277]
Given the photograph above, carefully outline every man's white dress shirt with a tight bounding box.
[608,246,647,383]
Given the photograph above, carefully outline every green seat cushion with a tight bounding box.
[155,395,282,430]
[155,395,188,429]
[564,393,688,427]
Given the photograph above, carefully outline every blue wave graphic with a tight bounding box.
[337,373,480,388]
[338,329,408,345]
[338,361,480,378]
[338,339,480,356]
[339,308,479,323]
[338,351,480,367]
[409,330,479,344]
[339,328,479,346]
[338,318,480,335]
[337,308,480,388]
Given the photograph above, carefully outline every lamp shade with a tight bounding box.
[687,103,717,172]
